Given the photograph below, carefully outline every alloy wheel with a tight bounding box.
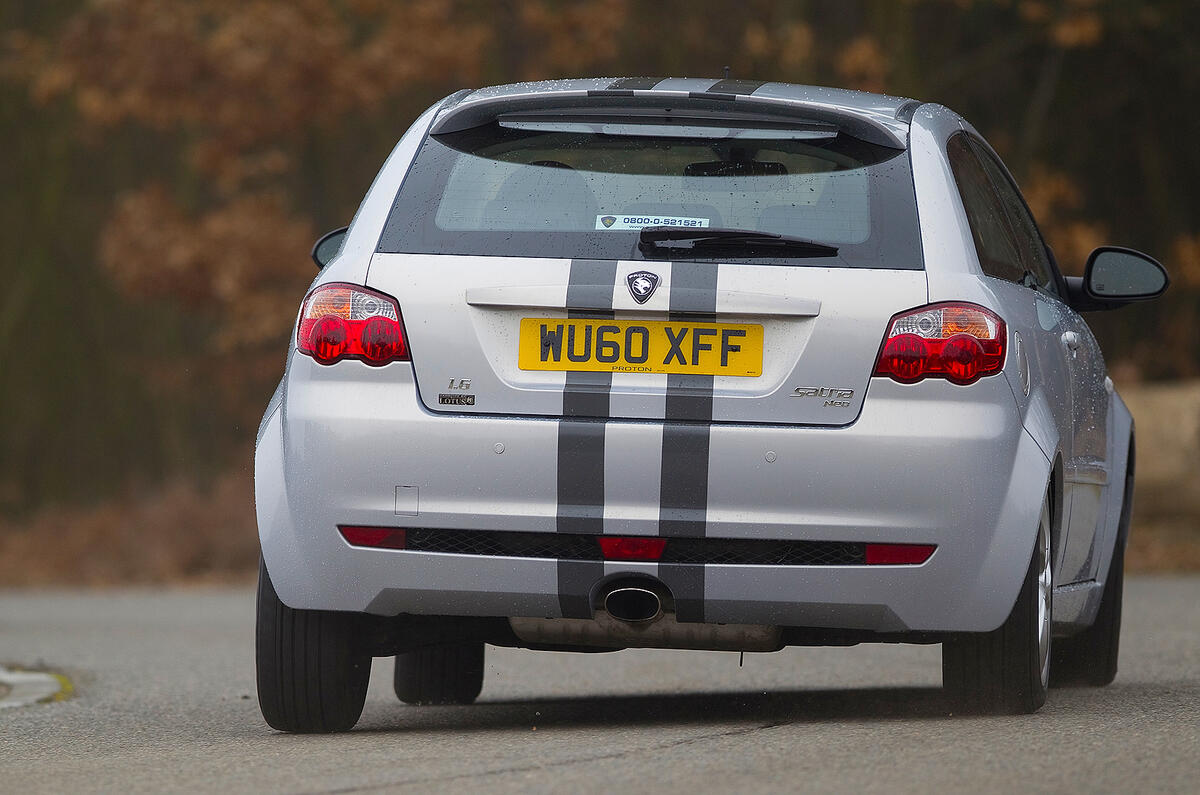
[1036,497,1053,688]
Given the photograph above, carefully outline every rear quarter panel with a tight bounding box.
[909,104,1057,574]
[909,104,1124,623]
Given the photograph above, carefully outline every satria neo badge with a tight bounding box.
[626,270,660,304]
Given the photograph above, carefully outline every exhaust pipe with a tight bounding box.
[510,578,783,649]
[604,587,662,623]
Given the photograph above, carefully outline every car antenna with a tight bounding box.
[723,65,731,79]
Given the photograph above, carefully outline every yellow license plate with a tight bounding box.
[518,318,763,376]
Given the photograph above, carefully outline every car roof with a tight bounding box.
[433,78,922,148]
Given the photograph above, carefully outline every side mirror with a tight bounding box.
[1085,247,1169,300]
[311,226,349,269]
[1066,246,1169,311]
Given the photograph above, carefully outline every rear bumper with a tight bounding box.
[256,355,1050,634]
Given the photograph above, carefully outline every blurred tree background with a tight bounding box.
[1,0,1197,580]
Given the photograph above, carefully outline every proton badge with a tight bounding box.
[626,270,660,304]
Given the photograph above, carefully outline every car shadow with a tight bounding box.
[355,686,957,734]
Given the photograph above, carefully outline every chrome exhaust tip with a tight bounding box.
[603,587,663,623]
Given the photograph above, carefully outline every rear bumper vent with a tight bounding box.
[401,528,866,566]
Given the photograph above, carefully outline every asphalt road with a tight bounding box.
[2,577,1197,794]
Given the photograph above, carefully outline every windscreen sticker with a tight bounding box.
[595,214,710,230]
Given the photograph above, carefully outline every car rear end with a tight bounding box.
[256,81,1049,648]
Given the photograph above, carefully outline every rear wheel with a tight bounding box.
[943,493,1052,714]
[1050,540,1124,687]
[394,642,485,705]
[256,559,371,732]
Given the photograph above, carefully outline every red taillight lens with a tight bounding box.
[864,543,936,565]
[360,315,404,364]
[873,302,1005,385]
[297,283,409,366]
[940,334,984,383]
[309,315,348,364]
[339,525,407,549]
[597,536,668,561]
[876,333,929,383]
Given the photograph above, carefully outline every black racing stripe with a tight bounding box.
[565,262,617,313]
[658,262,718,623]
[438,88,474,111]
[707,78,767,95]
[658,564,705,623]
[557,259,616,618]
[894,99,921,123]
[557,420,606,535]
[557,560,600,619]
[608,77,664,90]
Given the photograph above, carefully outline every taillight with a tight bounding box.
[297,282,409,366]
[873,302,1005,385]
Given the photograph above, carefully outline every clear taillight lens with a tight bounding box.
[297,283,409,366]
[873,302,1005,385]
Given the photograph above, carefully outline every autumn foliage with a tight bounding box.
[1,0,1197,579]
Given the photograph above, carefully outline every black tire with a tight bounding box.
[394,642,485,705]
[943,495,1052,715]
[1050,541,1124,687]
[256,559,371,732]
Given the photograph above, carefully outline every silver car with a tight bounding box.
[254,78,1168,731]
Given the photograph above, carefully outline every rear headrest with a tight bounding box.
[482,163,598,230]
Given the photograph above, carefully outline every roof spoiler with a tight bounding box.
[430,89,909,149]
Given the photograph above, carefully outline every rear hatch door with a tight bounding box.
[367,93,926,424]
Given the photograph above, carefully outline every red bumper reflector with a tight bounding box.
[865,543,936,565]
[339,525,407,550]
[598,536,668,561]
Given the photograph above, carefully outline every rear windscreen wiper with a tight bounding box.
[638,227,839,258]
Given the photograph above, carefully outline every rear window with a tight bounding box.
[378,118,923,269]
